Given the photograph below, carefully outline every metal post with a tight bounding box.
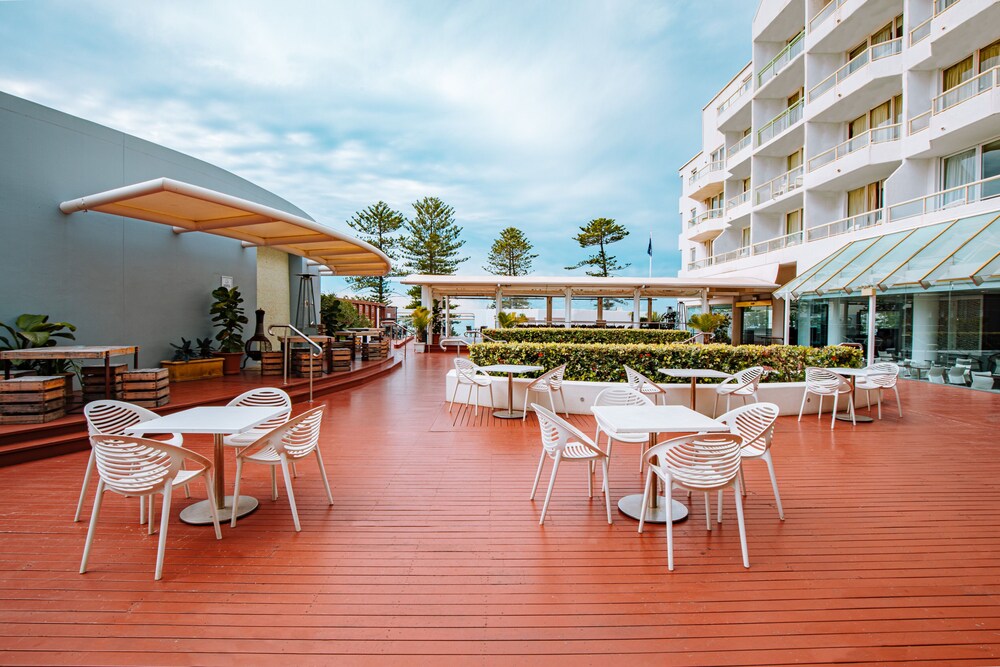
[783,296,792,346]
[495,287,503,328]
[445,295,451,338]
[867,290,877,367]
[564,288,573,328]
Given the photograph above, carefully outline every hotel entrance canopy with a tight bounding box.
[59,178,391,276]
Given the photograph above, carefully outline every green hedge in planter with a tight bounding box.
[469,342,863,383]
[482,327,690,345]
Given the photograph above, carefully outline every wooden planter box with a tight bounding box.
[160,358,224,383]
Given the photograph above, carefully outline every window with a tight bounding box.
[980,40,1000,72]
[848,112,868,139]
[705,239,714,257]
[689,247,696,263]
[943,56,974,91]
[942,148,977,191]
[983,139,1000,198]
[893,94,903,124]
[785,209,803,236]
[742,177,751,193]
[705,193,723,210]
[847,181,884,216]
[710,146,725,163]
[787,89,802,107]
[870,100,891,129]
[787,148,803,171]
[741,226,751,248]
[848,41,866,61]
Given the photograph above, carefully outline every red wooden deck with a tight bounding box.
[1,349,999,665]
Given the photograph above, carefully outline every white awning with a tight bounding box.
[59,178,391,276]
[401,274,778,298]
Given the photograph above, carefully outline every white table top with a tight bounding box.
[479,364,544,374]
[124,406,285,435]
[829,367,869,377]
[591,405,728,435]
[658,368,732,380]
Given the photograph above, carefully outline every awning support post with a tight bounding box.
[632,290,641,329]
[564,288,573,328]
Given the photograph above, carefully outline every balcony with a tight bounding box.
[755,165,804,206]
[806,209,885,242]
[757,100,803,147]
[726,134,753,175]
[686,207,727,242]
[686,160,726,200]
[687,245,750,271]
[757,31,805,90]
[808,0,845,32]
[808,38,902,103]
[907,0,1000,71]
[908,110,931,134]
[717,77,753,116]
[922,67,1000,156]
[933,66,998,114]
[726,190,751,211]
[717,75,754,132]
[887,174,1000,221]
[807,124,901,172]
[752,229,804,255]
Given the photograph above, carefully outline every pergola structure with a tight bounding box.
[400,274,779,334]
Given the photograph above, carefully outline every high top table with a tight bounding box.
[658,368,732,411]
[591,405,728,523]
[2,345,139,399]
[125,406,285,525]
[478,364,543,419]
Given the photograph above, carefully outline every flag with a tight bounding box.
[647,235,652,257]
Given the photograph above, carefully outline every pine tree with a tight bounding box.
[400,197,467,306]
[483,227,538,276]
[343,201,405,304]
[564,217,630,277]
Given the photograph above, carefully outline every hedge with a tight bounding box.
[468,342,863,383]
[482,327,690,345]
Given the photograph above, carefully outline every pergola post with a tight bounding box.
[444,295,451,338]
[420,284,433,342]
[783,295,792,346]
[564,288,573,328]
[647,298,653,324]
[632,290,641,329]
[545,297,553,326]
[866,289,877,367]
[700,289,709,315]
[495,287,503,328]
[596,296,604,325]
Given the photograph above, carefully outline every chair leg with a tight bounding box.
[876,389,882,420]
[713,392,720,418]
[530,450,547,500]
[665,477,675,571]
[848,394,856,426]
[539,452,562,525]
[271,467,278,501]
[467,384,477,416]
[522,389,530,421]
[763,451,784,520]
[587,457,593,499]
[79,480,105,574]
[638,468,653,534]
[315,448,335,506]
[717,489,724,524]
[203,476,222,540]
[704,492,711,531]
[74,449,96,522]
[798,390,807,421]
[602,460,612,524]
[894,386,902,417]
[733,479,749,569]
[739,466,746,497]
[280,456,301,532]
[830,393,839,430]
[488,383,495,411]
[231,459,244,528]
[560,388,569,417]
[817,394,823,420]
[548,389,557,417]
[147,493,155,535]
[154,483,173,581]
[448,380,459,413]
[140,496,146,525]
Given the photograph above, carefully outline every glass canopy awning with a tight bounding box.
[776,211,1000,299]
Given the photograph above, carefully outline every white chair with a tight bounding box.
[450,358,496,415]
[797,367,855,430]
[713,366,764,417]
[855,363,902,419]
[927,366,946,384]
[592,386,653,473]
[971,371,995,391]
[624,365,669,406]
[80,435,221,581]
[231,406,333,532]
[946,366,968,386]
[716,402,782,520]
[223,388,293,493]
[521,364,568,420]
[529,404,611,525]
[638,433,748,571]
[77,400,188,524]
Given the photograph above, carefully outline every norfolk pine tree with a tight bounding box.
[344,201,405,304]
[483,227,537,276]
[400,196,468,307]
[565,217,630,277]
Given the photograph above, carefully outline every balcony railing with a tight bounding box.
[726,190,751,210]
[755,165,804,205]
[687,246,750,271]
[687,208,724,228]
[908,110,931,134]
[727,134,752,161]
[933,66,999,114]
[753,230,804,255]
[888,174,1000,220]
[757,31,805,88]
[935,0,961,13]
[717,77,753,116]
[807,210,885,241]
[806,124,901,172]
[808,38,902,102]
[809,0,846,31]
[757,100,803,146]
[687,160,726,186]
[909,17,931,45]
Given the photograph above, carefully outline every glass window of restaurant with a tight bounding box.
[738,300,773,344]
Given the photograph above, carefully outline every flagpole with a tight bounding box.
[647,231,652,278]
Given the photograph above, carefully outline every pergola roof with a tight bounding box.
[59,178,391,276]
[401,274,778,298]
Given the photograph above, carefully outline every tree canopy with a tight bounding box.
[343,201,405,304]
[400,196,467,307]
[484,227,537,276]
[564,217,630,277]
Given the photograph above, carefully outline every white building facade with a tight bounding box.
[677,0,1000,381]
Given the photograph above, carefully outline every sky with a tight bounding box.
[0,0,756,302]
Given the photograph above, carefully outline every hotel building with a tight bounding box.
[677,0,1000,379]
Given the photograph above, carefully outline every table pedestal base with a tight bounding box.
[180,495,258,525]
[493,410,526,420]
[617,494,688,524]
[835,413,874,423]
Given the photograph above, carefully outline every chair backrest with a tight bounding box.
[970,372,994,390]
[530,364,567,390]
[733,366,765,391]
[594,386,653,408]
[955,357,973,369]
[227,388,292,432]
[266,405,325,460]
[624,366,660,393]
[84,400,159,436]
[947,366,968,384]
[716,402,779,453]
[645,433,742,492]
[864,362,899,388]
[928,366,946,383]
[89,435,189,497]
[454,358,482,383]
[804,367,849,394]
[532,404,600,458]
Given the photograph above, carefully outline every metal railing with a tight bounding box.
[758,31,805,88]
[933,66,998,113]
[808,38,902,102]
[807,124,900,172]
[909,16,931,45]
[887,173,1000,221]
[752,230,803,255]
[726,190,751,210]
[755,165,804,205]
[935,0,961,13]
[717,77,753,116]
[757,100,803,146]
[727,134,752,162]
[687,245,750,271]
[688,208,724,228]
[908,110,931,134]
[809,0,845,32]
[268,323,323,402]
[687,160,726,186]
[806,210,884,241]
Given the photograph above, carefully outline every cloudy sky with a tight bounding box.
[0,0,755,299]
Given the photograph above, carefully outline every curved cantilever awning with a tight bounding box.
[59,178,391,276]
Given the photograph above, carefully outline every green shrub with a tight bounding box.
[482,327,690,345]
[468,342,863,383]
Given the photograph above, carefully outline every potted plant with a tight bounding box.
[411,306,430,353]
[161,337,224,382]
[210,286,248,375]
[687,313,728,343]
[0,314,79,397]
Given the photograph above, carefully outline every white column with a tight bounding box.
[420,284,433,342]
[632,289,641,329]
[545,296,553,325]
[784,296,792,346]
[700,289,709,314]
[564,288,573,328]
[912,293,939,364]
[826,301,844,345]
[494,287,503,328]
[444,295,451,338]
[866,291,877,367]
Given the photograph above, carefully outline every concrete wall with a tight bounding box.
[0,92,312,368]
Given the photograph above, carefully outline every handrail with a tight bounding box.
[809,0,844,32]
[808,38,901,102]
[751,230,803,255]
[909,16,931,45]
[887,173,1000,221]
[806,209,884,242]
[268,323,322,402]
[758,31,805,88]
[688,208,724,228]
[716,77,753,116]
[687,160,726,186]
[755,165,804,205]
[726,190,751,210]
[807,124,900,172]
[757,100,803,146]
[933,66,998,113]
[908,110,931,134]
[727,134,752,161]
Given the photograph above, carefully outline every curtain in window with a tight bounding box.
[943,149,977,190]
[980,40,1000,72]
[847,186,866,216]
[741,227,751,247]
[848,113,868,138]
[785,209,802,235]
[871,22,893,45]
[848,42,866,60]
[870,101,891,128]
[787,149,802,170]
[943,57,973,91]
[892,94,903,124]
[867,181,883,211]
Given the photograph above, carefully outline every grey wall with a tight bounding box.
[0,92,314,367]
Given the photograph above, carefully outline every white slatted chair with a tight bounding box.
[713,366,764,417]
[855,363,902,419]
[624,365,669,406]
[716,402,782,520]
[798,367,855,429]
[522,364,568,420]
[592,386,654,473]
[78,400,188,524]
[946,366,968,386]
[530,404,611,525]
[450,358,496,415]
[638,433,748,571]
[927,366,946,384]
[80,435,220,581]
[231,406,332,532]
[224,388,293,493]
[971,371,995,391]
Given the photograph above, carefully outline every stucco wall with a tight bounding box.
[0,92,312,367]
[255,247,291,347]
